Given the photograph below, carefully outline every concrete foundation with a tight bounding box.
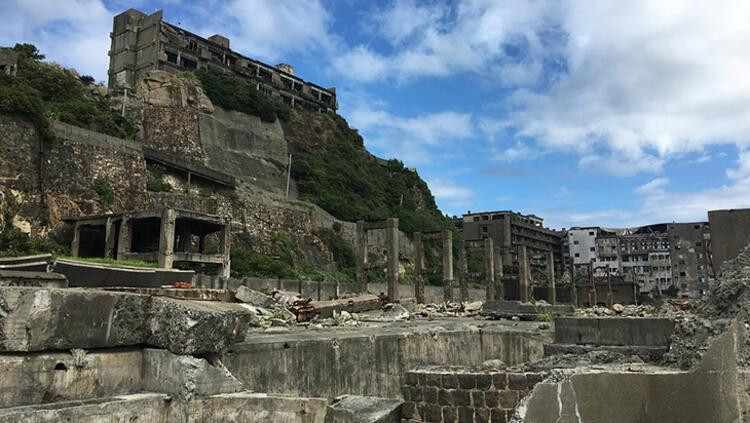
[0,271,68,288]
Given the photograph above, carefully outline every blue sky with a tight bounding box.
[4,0,750,229]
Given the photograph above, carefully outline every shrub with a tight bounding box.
[93,177,114,208]
[194,69,290,123]
[313,227,355,269]
[230,248,297,279]
[0,224,66,257]
[146,179,173,192]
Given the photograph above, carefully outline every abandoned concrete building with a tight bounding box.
[0,48,17,76]
[108,9,338,111]
[459,210,563,281]
[709,207,750,274]
[70,208,231,277]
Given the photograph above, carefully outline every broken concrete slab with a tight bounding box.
[102,287,234,302]
[295,295,381,322]
[325,395,402,423]
[235,285,273,307]
[0,348,143,408]
[0,287,148,352]
[188,392,329,423]
[0,271,68,288]
[481,300,574,321]
[142,348,243,398]
[519,321,745,423]
[0,393,172,423]
[0,254,51,272]
[147,297,257,355]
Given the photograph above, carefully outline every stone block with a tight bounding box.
[471,390,485,407]
[325,395,403,423]
[442,374,458,389]
[553,317,675,347]
[0,287,148,352]
[457,406,474,423]
[507,373,527,390]
[492,373,507,389]
[0,270,67,288]
[453,389,470,406]
[423,404,443,423]
[475,407,489,423]
[484,391,500,408]
[490,408,507,423]
[443,406,457,423]
[402,402,418,419]
[458,374,476,389]
[147,297,256,355]
[526,373,543,389]
[439,389,453,406]
[405,372,418,386]
[423,386,439,403]
[498,390,518,409]
[476,374,492,390]
[142,348,244,398]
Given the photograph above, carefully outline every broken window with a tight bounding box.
[188,40,198,51]
[181,57,197,69]
[166,50,178,64]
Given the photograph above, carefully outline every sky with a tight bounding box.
[4,0,750,229]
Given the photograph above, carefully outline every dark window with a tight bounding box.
[695,241,701,247]
[588,231,594,236]
[188,40,198,51]
[165,50,178,64]
[573,240,579,245]
[482,226,488,233]
[590,247,595,252]
[574,253,580,257]
[181,57,197,69]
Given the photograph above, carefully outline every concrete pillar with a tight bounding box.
[386,218,399,302]
[104,217,116,259]
[569,258,578,307]
[546,251,556,305]
[355,221,367,294]
[219,218,231,278]
[494,247,504,300]
[71,223,81,257]
[484,238,495,302]
[442,229,454,303]
[458,239,467,302]
[606,266,614,307]
[518,245,530,303]
[414,232,424,304]
[116,215,132,259]
[501,219,513,266]
[589,260,597,306]
[158,208,176,270]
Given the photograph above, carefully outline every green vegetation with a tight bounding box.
[93,177,114,208]
[313,227,355,268]
[146,178,173,192]
[0,224,67,257]
[58,256,158,268]
[0,44,136,141]
[194,69,289,123]
[289,112,452,234]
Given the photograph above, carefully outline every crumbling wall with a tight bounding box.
[401,366,545,423]
[143,106,204,163]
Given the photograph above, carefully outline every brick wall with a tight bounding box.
[401,366,544,423]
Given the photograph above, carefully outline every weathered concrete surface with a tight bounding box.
[481,301,574,320]
[147,297,257,355]
[325,395,402,423]
[0,392,329,423]
[142,348,243,398]
[0,348,143,408]
[53,259,195,288]
[553,317,675,347]
[223,320,550,399]
[102,287,234,302]
[0,254,51,272]
[0,288,256,354]
[520,322,745,423]
[0,287,148,352]
[542,343,668,361]
[235,285,274,307]
[0,271,68,288]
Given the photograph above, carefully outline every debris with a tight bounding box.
[612,303,624,313]
[235,286,273,308]
[171,282,195,289]
[293,295,381,322]
[359,303,410,322]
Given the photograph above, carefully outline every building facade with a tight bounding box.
[108,9,337,111]
[708,208,750,274]
[0,48,18,76]
[562,227,600,266]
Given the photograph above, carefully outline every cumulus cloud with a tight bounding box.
[425,177,475,214]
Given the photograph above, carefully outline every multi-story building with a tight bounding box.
[562,227,600,267]
[460,210,563,276]
[593,230,621,276]
[618,231,672,294]
[708,208,750,274]
[108,9,337,111]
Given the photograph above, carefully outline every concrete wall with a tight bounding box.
[709,208,750,274]
[222,323,549,399]
[553,317,675,347]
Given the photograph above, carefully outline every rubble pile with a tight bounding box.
[413,301,483,319]
[523,350,644,371]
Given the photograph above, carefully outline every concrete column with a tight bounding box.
[546,251,556,305]
[355,221,367,294]
[104,217,117,259]
[158,208,176,270]
[589,260,597,306]
[116,215,132,259]
[442,229,454,303]
[569,258,578,307]
[71,223,81,257]
[484,238,495,302]
[414,232,424,304]
[606,266,614,307]
[386,218,399,302]
[458,240,467,302]
[494,247,504,300]
[518,245,530,302]
[502,219,513,266]
[219,218,231,278]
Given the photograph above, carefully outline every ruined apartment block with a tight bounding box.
[108,9,337,111]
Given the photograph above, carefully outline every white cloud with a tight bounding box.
[495,142,543,162]
[425,177,475,215]
[348,105,474,163]
[0,0,113,81]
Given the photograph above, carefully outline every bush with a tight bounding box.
[0,224,67,257]
[230,248,297,279]
[314,227,355,269]
[194,69,290,123]
[93,177,114,208]
[146,178,173,192]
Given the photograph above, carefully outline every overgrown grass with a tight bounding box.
[93,177,114,208]
[0,44,136,141]
[193,69,289,123]
[58,255,158,268]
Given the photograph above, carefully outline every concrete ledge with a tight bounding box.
[543,343,668,361]
[53,259,195,288]
[0,393,171,423]
[481,300,575,320]
[0,348,143,408]
[102,287,234,302]
[0,271,68,288]
[553,317,675,347]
